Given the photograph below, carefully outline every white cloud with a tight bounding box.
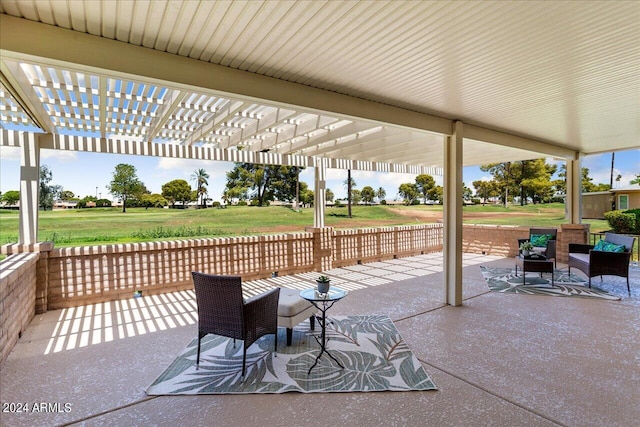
[299,167,315,182]
[351,170,378,181]
[378,172,421,189]
[156,158,231,180]
[41,149,78,161]
[326,168,348,181]
[0,147,78,163]
[0,146,21,161]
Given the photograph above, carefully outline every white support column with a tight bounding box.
[565,155,583,224]
[19,133,41,244]
[443,121,463,306]
[313,159,327,228]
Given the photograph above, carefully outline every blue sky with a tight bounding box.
[0,146,638,202]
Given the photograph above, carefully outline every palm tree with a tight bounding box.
[344,170,356,218]
[376,187,386,204]
[191,168,210,208]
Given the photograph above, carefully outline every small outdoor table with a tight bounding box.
[515,254,555,286]
[299,287,348,374]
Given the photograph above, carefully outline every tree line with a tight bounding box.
[472,160,625,207]
[3,159,637,212]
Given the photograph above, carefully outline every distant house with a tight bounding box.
[53,201,78,210]
[0,201,20,210]
[582,184,640,219]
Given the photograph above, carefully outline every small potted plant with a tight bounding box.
[519,241,533,256]
[316,275,331,294]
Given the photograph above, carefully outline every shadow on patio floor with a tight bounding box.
[1,253,639,426]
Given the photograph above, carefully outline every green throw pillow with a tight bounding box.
[593,240,625,253]
[530,234,554,247]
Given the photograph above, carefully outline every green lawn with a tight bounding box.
[0,205,412,247]
[0,203,613,248]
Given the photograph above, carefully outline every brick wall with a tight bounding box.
[0,252,39,364]
[462,224,590,262]
[462,224,530,257]
[558,223,590,263]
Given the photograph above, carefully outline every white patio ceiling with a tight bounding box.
[1,0,638,170]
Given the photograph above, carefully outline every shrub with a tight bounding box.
[130,226,218,239]
[379,199,387,205]
[237,201,247,206]
[623,208,640,233]
[604,210,637,233]
[212,201,221,208]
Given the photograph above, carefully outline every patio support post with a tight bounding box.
[565,154,583,223]
[443,121,463,306]
[313,158,327,228]
[18,132,41,245]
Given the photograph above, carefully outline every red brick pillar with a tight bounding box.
[558,224,590,263]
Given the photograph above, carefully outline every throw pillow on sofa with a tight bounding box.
[593,239,625,253]
[530,234,554,247]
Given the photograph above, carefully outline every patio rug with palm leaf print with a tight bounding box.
[146,315,436,395]
[480,266,620,300]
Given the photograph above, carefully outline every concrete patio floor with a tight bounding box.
[1,253,639,427]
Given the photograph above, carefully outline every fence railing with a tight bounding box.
[332,224,443,267]
[3,224,444,310]
[45,233,317,309]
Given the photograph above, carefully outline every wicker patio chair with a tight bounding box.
[568,233,636,295]
[191,272,280,377]
[518,227,557,267]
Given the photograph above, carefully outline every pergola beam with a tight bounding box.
[184,100,245,146]
[145,89,188,143]
[0,59,55,133]
[0,14,581,166]
[315,131,436,160]
[0,14,451,137]
[464,125,577,161]
[0,130,441,177]
[278,122,377,154]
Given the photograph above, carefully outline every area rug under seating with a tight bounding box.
[146,315,436,395]
[480,266,620,300]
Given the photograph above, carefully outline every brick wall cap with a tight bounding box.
[560,223,591,230]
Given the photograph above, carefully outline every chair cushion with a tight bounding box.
[277,288,314,317]
[593,239,626,253]
[569,252,590,263]
[530,234,554,247]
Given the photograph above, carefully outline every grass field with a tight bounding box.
[0,203,612,248]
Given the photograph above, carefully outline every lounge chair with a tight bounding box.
[568,233,636,295]
[191,272,280,377]
[518,227,557,267]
